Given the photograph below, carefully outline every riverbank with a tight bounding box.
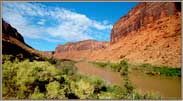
[75,61,181,99]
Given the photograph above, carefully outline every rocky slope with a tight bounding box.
[3,20,25,44]
[54,2,181,67]
[2,19,51,60]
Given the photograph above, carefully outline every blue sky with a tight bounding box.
[2,2,138,51]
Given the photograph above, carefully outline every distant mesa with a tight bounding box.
[55,39,109,53]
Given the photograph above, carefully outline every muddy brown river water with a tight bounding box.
[75,62,181,99]
[129,70,181,99]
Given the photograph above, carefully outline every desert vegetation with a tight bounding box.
[92,60,181,77]
[2,2,181,100]
[3,55,161,99]
[137,63,181,77]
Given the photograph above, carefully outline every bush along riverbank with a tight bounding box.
[3,55,161,99]
[92,60,181,77]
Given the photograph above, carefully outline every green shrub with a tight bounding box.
[56,60,77,76]
[29,87,45,99]
[2,58,62,99]
[2,60,19,98]
[98,86,124,99]
[93,60,129,75]
[2,55,15,63]
[142,92,161,99]
[46,81,66,99]
[94,62,109,68]
[3,55,161,99]
[124,81,134,94]
[110,63,120,72]
[70,79,94,99]
[128,90,161,99]
[119,60,129,76]
[139,63,181,77]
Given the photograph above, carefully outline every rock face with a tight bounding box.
[55,40,108,53]
[54,40,109,60]
[111,2,181,44]
[54,2,181,67]
[2,19,51,60]
[94,12,181,67]
[2,19,25,44]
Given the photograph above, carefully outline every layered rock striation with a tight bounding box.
[111,2,181,43]
[54,40,109,60]
[54,2,181,67]
[55,40,109,53]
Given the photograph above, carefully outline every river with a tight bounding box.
[75,62,181,99]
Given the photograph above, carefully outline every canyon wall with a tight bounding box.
[54,2,181,67]
[2,19,25,44]
[111,2,181,43]
[92,12,181,67]
[2,19,51,60]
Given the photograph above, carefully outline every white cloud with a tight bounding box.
[37,19,45,25]
[2,2,112,43]
[47,22,93,42]
[92,21,113,30]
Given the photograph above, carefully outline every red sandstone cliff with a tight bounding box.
[54,2,181,67]
[88,12,181,67]
[54,40,109,60]
[55,40,108,52]
[111,2,181,43]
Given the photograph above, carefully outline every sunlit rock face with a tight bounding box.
[53,2,181,67]
[55,40,109,53]
[110,2,181,44]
